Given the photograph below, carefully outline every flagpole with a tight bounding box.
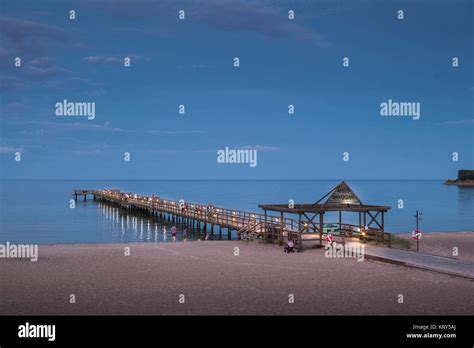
[415,210,422,252]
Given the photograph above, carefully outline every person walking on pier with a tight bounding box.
[206,203,214,217]
[171,225,177,242]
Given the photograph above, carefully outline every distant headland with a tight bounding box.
[445,170,474,187]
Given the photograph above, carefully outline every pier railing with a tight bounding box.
[91,190,303,244]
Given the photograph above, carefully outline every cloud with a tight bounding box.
[83,88,107,97]
[439,119,474,126]
[195,1,327,46]
[23,121,204,137]
[28,57,56,66]
[177,63,208,71]
[31,11,54,17]
[0,16,71,56]
[0,76,29,92]
[40,121,126,133]
[240,145,281,152]
[145,130,205,135]
[0,16,75,89]
[0,146,24,153]
[83,55,151,65]
[25,57,69,79]
[0,46,9,59]
[73,143,113,156]
[83,56,122,64]
[19,129,47,137]
[146,149,182,155]
[113,27,171,37]
[0,56,69,92]
[97,0,327,46]
[194,144,282,153]
[0,102,31,119]
[44,77,97,90]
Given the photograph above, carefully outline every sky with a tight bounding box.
[0,0,472,180]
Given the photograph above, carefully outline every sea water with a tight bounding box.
[0,180,472,244]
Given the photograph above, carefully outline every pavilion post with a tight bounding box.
[338,210,342,232]
[280,211,284,245]
[264,209,267,242]
[358,212,361,231]
[381,211,385,232]
[298,213,302,249]
[319,213,324,246]
[363,212,367,243]
[381,211,385,243]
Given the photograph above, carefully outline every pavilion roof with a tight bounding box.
[258,181,391,213]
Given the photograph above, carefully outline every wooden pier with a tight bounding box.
[73,182,392,250]
[74,189,295,243]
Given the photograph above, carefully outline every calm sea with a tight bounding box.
[0,180,472,244]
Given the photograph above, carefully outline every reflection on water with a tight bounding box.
[458,187,474,227]
[95,201,234,243]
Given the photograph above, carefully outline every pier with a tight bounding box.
[73,189,292,243]
[73,182,392,250]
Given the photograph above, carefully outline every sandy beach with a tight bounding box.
[396,231,474,262]
[1,232,472,316]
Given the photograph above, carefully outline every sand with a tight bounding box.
[1,232,473,316]
[396,231,474,262]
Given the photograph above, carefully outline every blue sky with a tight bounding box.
[0,0,472,179]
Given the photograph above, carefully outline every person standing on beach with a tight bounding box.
[163,226,167,241]
[284,240,295,253]
[183,228,188,241]
[171,225,177,242]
